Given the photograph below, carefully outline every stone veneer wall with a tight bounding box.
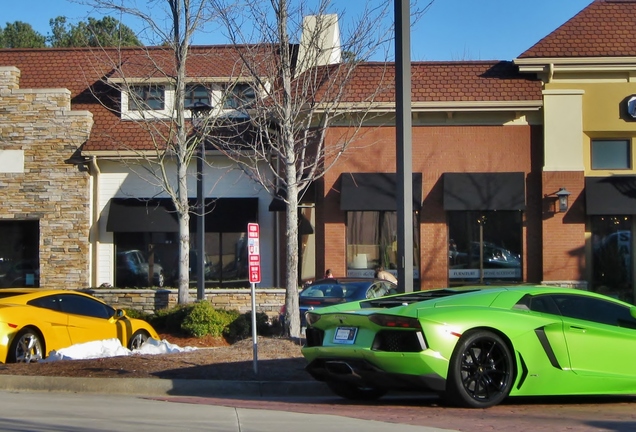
[0,66,93,288]
[89,288,286,318]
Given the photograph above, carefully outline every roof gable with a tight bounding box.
[519,0,636,58]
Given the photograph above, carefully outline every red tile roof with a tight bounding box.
[520,0,636,58]
[0,48,541,152]
[336,61,541,103]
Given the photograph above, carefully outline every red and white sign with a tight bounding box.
[247,223,261,283]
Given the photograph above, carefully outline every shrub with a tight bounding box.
[180,301,240,337]
[149,304,195,334]
[123,308,152,321]
[224,311,274,342]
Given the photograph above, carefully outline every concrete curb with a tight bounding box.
[0,375,332,398]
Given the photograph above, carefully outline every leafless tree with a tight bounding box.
[78,0,221,304]
[208,0,424,337]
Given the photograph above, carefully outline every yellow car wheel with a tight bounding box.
[128,330,150,350]
[8,328,44,363]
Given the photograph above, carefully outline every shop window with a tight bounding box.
[0,220,39,288]
[110,197,257,288]
[129,85,166,111]
[591,215,632,303]
[346,211,420,279]
[591,139,631,170]
[448,211,522,285]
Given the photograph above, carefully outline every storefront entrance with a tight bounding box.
[591,215,633,303]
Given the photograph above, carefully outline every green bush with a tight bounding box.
[224,311,274,342]
[180,301,240,337]
[123,308,152,321]
[149,304,195,334]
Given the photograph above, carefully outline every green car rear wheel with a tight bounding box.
[445,330,515,408]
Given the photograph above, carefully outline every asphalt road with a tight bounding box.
[2,375,636,431]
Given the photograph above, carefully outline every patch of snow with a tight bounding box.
[43,338,197,362]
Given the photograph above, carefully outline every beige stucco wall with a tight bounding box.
[0,66,94,288]
[546,80,636,176]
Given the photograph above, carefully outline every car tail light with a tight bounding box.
[369,314,421,329]
[305,312,321,326]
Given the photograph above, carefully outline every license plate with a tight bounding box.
[333,327,358,344]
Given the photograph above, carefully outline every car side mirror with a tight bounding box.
[115,309,127,318]
[630,307,636,320]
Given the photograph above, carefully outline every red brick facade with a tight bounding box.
[319,123,539,290]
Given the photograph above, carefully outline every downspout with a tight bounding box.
[89,156,101,288]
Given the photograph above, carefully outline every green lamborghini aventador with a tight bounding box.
[301,285,636,408]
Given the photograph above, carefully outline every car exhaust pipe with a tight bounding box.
[325,360,357,376]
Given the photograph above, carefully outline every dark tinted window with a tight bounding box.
[57,294,114,319]
[28,295,61,311]
[552,294,636,328]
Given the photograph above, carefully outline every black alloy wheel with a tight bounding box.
[445,330,514,408]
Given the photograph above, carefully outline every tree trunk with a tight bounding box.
[284,180,301,338]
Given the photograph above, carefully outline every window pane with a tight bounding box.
[185,84,211,109]
[223,84,255,109]
[591,215,632,302]
[129,85,165,111]
[591,140,630,170]
[114,232,176,287]
[448,211,522,284]
[346,211,419,279]
[0,220,39,288]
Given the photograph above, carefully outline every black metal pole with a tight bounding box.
[196,141,205,300]
[395,0,414,292]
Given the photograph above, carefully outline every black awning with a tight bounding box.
[202,198,259,232]
[107,198,179,232]
[107,197,258,233]
[586,176,636,215]
[339,172,422,211]
[443,172,526,211]
[268,183,316,212]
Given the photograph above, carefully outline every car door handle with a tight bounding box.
[569,325,586,332]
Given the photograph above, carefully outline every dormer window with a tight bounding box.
[129,85,165,111]
[185,84,212,109]
[224,83,255,110]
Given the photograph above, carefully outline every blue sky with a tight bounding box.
[3,0,594,61]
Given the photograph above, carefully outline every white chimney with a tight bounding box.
[296,14,341,75]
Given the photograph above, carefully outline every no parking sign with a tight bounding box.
[247,223,260,283]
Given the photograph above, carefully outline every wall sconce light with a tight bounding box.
[555,187,571,212]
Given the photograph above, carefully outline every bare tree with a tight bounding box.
[79,0,221,303]
[208,0,409,337]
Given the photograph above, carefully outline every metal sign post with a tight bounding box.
[247,223,261,375]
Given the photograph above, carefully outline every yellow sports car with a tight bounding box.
[0,289,159,363]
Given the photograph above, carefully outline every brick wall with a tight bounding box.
[541,171,587,285]
[322,123,536,289]
[0,66,93,288]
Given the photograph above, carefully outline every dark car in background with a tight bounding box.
[0,260,40,288]
[281,278,399,329]
[116,250,165,287]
